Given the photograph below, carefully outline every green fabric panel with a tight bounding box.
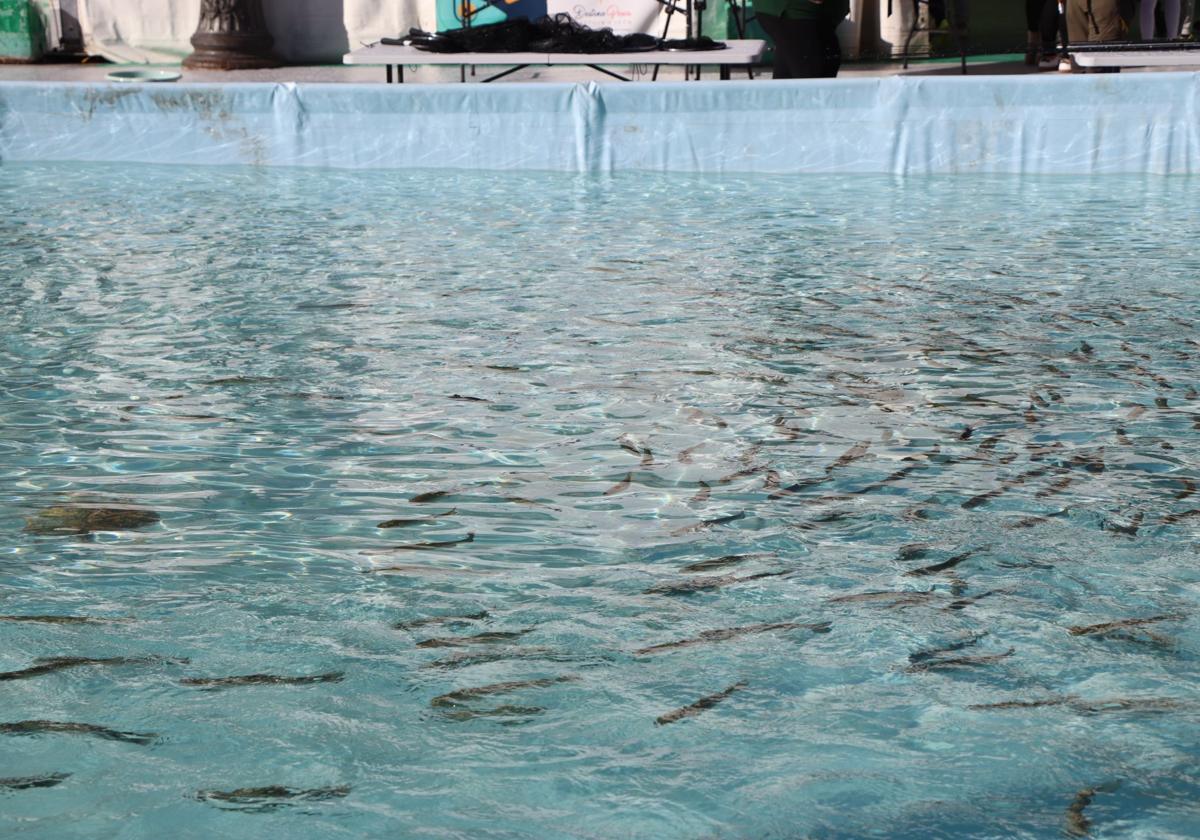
[0,0,42,60]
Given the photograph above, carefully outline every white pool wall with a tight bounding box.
[0,76,1198,173]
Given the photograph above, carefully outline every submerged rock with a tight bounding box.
[23,506,160,536]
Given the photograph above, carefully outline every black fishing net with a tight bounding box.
[396,14,723,54]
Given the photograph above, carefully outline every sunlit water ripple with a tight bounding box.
[1,163,1198,838]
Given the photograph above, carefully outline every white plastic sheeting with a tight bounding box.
[1,76,1199,173]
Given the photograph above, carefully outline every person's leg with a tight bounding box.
[1040,0,1059,53]
[758,13,826,79]
[819,14,844,77]
[756,13,795,79]
[1163,0,1181,35]
[1141,0,1160,37]
[1026,0,1044,63]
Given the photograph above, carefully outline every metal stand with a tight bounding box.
[651,0,693,80]
[182,0,281,70]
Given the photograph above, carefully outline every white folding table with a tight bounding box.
[1071,48,1200,68]
[343,40,765,83]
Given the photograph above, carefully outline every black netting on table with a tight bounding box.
[398,14,715,54]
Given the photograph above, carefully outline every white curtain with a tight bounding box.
[79,0,671,63]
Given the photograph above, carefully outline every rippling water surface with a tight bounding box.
[2,163,1199,839]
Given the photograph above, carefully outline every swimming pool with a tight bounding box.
[2,161,1198,837]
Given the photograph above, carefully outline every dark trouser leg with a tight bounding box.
[1026,0,1044,30]
[1040,0,1060,52]
[819,16,843,78]
[757,13,828,78]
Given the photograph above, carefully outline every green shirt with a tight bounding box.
[753,0,850,20]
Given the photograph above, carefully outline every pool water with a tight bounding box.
[2,163,1199,839]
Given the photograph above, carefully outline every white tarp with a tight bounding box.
[3,76,1199,174]
[78,0,671,64]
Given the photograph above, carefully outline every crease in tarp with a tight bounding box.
[2,76,1200,174]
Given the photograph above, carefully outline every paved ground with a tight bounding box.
[0,54,1053,85]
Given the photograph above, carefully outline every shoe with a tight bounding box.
[1038,52,1060,70]
[1058,56,1073,72]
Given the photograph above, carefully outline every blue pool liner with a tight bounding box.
[0,76,1198,173]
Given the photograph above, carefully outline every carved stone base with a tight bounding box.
[182,0,282,71]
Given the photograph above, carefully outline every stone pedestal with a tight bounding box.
[182,0,281,70]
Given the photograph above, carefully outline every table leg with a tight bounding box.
[398,65,404,83]
[386,64,393,84]
[720,64,729,80]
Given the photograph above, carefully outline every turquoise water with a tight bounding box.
[2,163,1199,839]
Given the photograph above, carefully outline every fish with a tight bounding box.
[483,364,523,372]
[769,442,871,500]
[0,773,71,790]
[365,564,490,576]
[768,476,829,500]
[967,696,1075,711]
[904,648,1014,673]
[24,506,160,536]
[410,490,453,503]
[961,466,1051,509]
[643,570,788,596]
[1174,478,1196,501]
[179,672,344,689]
[826,590,935,607]
[1161,509,1200,525]
[201,376,278,386]
[1035,474,1073,499]
[763,470,781,491]
[617,435,653,466]
[1067,614,1181,636]
[394,611,489,630]
[1102,512,1143,536]
[669,511,746,537]
[829,442,871,470]
[1069,697,1184,715]
[415,630,531,648]
[431,676,575,708]
[604,473,633,496]
[656,682,747,726]
[500,496,560,510]
[689,481,711,504]
[897,543,933,562]
[907,633,987,665]
[422,647,576,670]
[959,425,974,441]
[904,548,983,577]
[361,533,475,554]
[0,656,186,682]
[680,554,766,573]
[376,509,457,528]
[196,785,349,811]
[448,394,489,402]
[1064,787,1096,837]
[0,615,116,625]
[635,621,830,655]
[0,721,157,744]
[435,705,544,722]
[851,450,940,496]
[944,590,1001,611]
[1126,404,1147,420]
[676,444,704,463]
[1156,397,1170,409]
